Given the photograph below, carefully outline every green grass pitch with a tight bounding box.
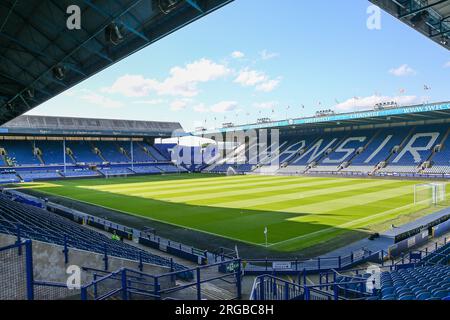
[17,174,449,252]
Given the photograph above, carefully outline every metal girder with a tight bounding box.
[186,0,204,13]
[399,0,448,19]
[0,0,145,111]
[0,3,88,87]
[0,0,18,33]
[83,0,150,42]
[0,32,53,61]
[0,0,235,124]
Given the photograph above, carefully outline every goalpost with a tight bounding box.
[414,183,446,207]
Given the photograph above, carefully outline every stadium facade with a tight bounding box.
[0,102,449,301]
[0,0,449,303]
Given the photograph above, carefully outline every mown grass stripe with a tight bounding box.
[282,185,414,214]
[102,176,323,198]
[213,179,399,209]
[82,174,300,190]
[159,178,350,203]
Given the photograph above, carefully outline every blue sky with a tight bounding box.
[26,0,450,131]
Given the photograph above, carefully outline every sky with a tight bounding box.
[26,0,450,132]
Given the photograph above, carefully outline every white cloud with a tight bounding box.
[193,103,209,113]
[80,92,124,109]
[210,101,238,113]
[334,95,419,112]
[234,68,281,92]
[253,101,278,109]
[62,89,77,97]
[444,61,450,68]
[389,64,416,77]
[234,69,267,87]
[102,75,157,97]
[132,99,165,105]
[256,78,281,92]
[103,59,231,98]
[259,49,279,60]
[170,99,190,111]
[231,51,245,59]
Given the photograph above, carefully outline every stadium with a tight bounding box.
[0,0,449,306]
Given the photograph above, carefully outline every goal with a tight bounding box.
[414,183,446,206]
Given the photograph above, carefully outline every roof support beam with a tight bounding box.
[0,0,18,33]
[398,0,448,19]
[186,0,204,13]
[83,0,150,42]
[1,0,145,111]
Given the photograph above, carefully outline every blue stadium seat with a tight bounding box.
[380,265,450,300]
[67,141,102,163]
[0,194,187,272]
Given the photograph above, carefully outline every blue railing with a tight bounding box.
[79,258,242,300]
[242,248,377,275]
[0,240,34,300]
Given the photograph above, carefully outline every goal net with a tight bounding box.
[226,166,237,176]
[414,183,446,207]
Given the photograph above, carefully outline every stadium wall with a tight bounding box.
[433,219,450,238]
[387,231,429,258]
[0,234,173,299]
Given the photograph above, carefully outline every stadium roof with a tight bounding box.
[370,0,450,50]
[0,0,233,125]
[0,115,183,137]
[195,101,450,135]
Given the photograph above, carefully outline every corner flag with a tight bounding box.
[264,227,268,247]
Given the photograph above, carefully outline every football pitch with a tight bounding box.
[17,174,449,252]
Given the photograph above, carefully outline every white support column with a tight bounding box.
[130,139,134,171]
[63,138,67,174]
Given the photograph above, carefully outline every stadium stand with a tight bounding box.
[153,144,175,161]
[35,141,64,165]
[0,194,187,272]
[16,170,62,182]
[157,164,187,174]
[0,173,19,184]
[0,140,42,166]
[67,141,103,164]
[61,168,100,178]
[98,166,135,177]
[380,266,450,300]
[94,141,129,163]
[129,165,162,175]
[199,122,450,178]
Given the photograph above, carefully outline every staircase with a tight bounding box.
[284,136,322,167]
[148,144,168,162]
[91,143,107,162]
[0,148,9,166]
[346,130,381,166]
[65,147,77,163]
[137,142,156,162]
[117,143,131,161]
[303,134,350,173]
[34,147,45,165]
[422,127,450,171]
[374,127,416,173]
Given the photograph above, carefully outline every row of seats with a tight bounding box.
[380,265,450,300]
[0,194,188,272]
[0,141,169,166]
[0,163,185,183]
[200,124,450,176]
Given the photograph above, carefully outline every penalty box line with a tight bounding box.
[267,201,423,248]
